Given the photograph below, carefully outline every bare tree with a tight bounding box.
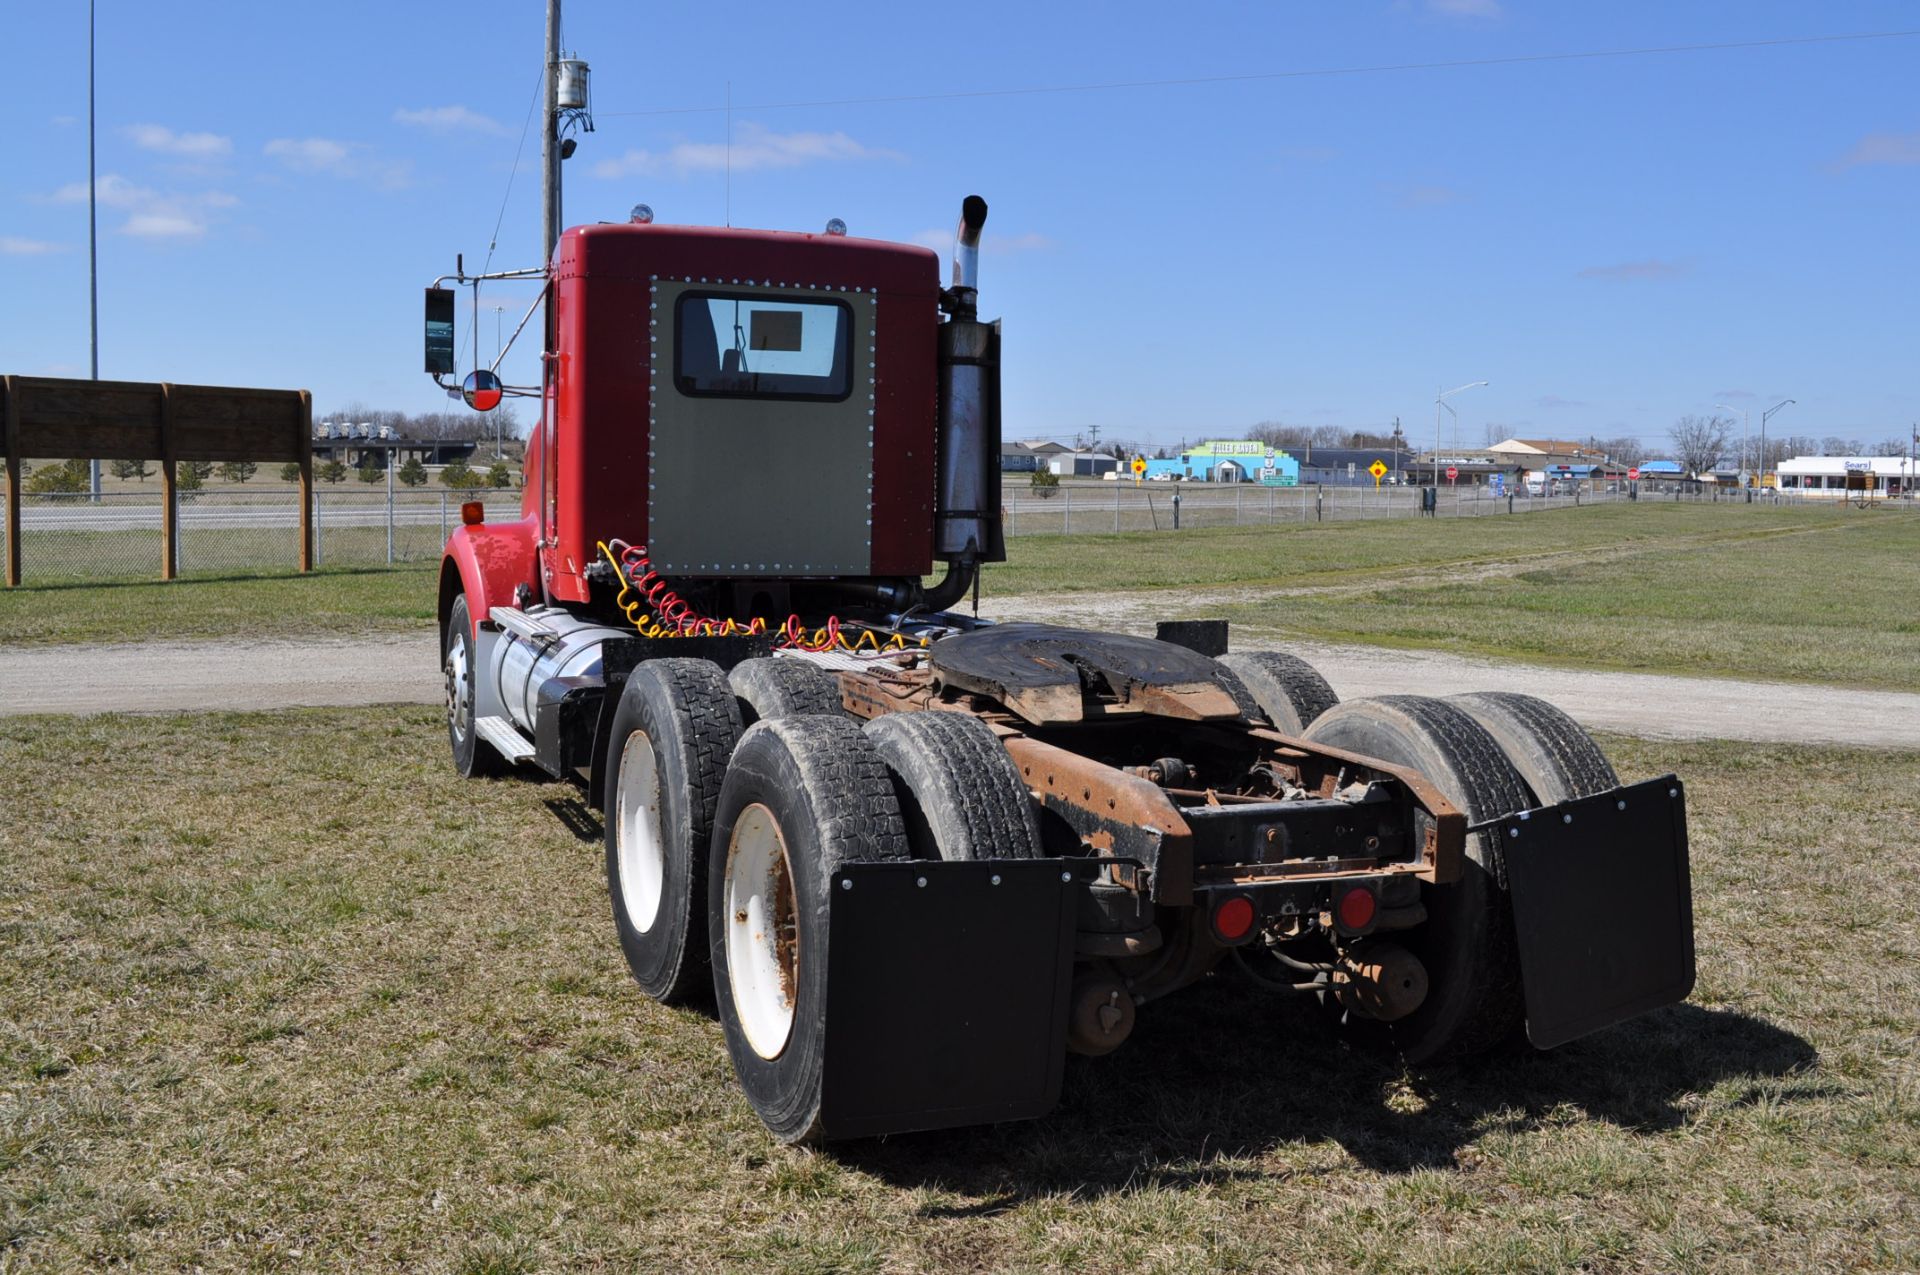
[1247,421,1312,451]
[1872,436,1910,457]
[1593,436,1648,467]
[1670,415,1733,476]
[1821,436,1863,456]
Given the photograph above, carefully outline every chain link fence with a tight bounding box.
[2,487,520,583]
[998,479,1915,536]
[4,478,1912,585]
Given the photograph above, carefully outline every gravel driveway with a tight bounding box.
[4,629,1916,749]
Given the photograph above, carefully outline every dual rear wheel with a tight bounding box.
[604,657,1036,1142]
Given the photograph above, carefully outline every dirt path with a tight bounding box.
[4,628,1917,749]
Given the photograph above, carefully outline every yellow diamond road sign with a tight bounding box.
[1131,457,1147,474]
[1368,459,1388,479]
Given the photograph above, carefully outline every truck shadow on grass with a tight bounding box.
[839,976,1818,1204]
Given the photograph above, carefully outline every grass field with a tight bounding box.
[2,706,1915,1272]
[3,504,1915,690]
[0,566,437,646]
[985,504,1920,691]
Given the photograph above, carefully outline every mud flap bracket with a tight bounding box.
[1497,775,1695,1050]
[821,859,1080,1139]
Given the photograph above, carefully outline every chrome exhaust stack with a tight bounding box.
[934,195,1005,569]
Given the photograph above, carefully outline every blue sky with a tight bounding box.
[4,1,1916,452]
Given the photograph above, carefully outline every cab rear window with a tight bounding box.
[674,292,853,401]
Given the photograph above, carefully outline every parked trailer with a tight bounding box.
[427,198,1695,1142]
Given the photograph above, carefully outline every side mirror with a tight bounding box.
[424,288,456,375]
[463,369,502,412]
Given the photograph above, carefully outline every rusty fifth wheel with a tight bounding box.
[603,658,742,1004]
[707,716,908,1143]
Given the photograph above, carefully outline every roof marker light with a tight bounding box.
[629,204,654,225]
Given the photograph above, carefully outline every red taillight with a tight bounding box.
[1336,886,1377,933]
[1212,895,1256,943]
[461,501,484,526]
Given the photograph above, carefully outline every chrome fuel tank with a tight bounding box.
[483,607,630,735]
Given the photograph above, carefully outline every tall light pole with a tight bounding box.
[1760,398,1795,488]
[88,0,101,499]
[1714,403,1750,483]
[1434,381,1487,486]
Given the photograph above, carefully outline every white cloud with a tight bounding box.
[1833,130,1920,170]
[123,212,206,239]
[52,173,154,208]
[47,173,234,240]
[593,122,899,179]
[1577,258,1692,282]
[124,123,232,158]
[1,236,64,255]
[264,137,411,189]
[393,105,510,136]
[1428,0,1502,16]
[265,137,354,172]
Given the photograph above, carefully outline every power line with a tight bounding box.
[596,29,1920,120]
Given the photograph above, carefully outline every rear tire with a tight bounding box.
[1302,695,1533,1062]
[1446,692,1618,806]
[864,712,1043,861]
[1216,650,1339,734]
[729,657,845,726]
[708,716,908,1143]
[444,594,504,778]
[604,659,742,1004]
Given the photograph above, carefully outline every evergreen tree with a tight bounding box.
[397,456,428,487]
[110,457,152,482]
[216,461,257,484]
[486,459,513,488]
[318,460,348,484]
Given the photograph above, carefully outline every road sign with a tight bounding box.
[1368,460,1387,480]
[1628,466,1640,480]
[1446,465,1459,483]
[1131,457,1146,475]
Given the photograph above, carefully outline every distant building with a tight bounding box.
[1142,441,1301,485]
[1776,455,1916,498]
[312,422,477,469]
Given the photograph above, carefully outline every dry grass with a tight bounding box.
[2,708,1917,1272]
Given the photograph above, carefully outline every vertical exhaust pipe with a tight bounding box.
[934,195,1005,571]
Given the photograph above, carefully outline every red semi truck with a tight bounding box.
[425,198,1695,1143]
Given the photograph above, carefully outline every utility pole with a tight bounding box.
[1760,399,1795,491]
[88,0,101,500]
[542,0,561,267]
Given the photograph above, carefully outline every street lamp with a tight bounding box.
[1714,403,1750,483]
[1434,381,1487,486]
[1760,398,1795,488]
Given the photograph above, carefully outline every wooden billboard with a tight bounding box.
[2,376,313,586]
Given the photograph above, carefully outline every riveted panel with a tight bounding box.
[647,279,876,576]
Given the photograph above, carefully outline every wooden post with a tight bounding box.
[159,382,177,580]
[297,390,313,572]
[4,376,19,588]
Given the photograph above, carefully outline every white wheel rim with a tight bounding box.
[615,732,666,933]
[445,632,472,743]
[725,802,798,1060]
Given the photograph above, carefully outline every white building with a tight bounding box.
[1775,455,1915,498]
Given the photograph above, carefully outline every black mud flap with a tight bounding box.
[821,859,1079,1140]
[1497,775,1695,1050]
